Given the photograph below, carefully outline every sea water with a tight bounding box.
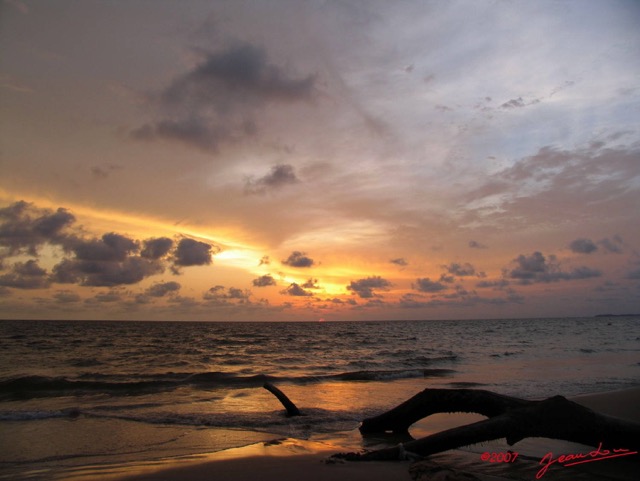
[0,317,638,479]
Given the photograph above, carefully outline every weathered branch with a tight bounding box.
[263,382,301,416]
[335,389,640,461]
[360,388,529,434]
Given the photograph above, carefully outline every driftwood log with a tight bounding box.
[263,382,301,416]
[333,388,640,461]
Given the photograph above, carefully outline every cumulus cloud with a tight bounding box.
[569,238,598,254]
[52,256,163,287]
[145,281,181,297]
[245,164,300,194]
[506,251,601,284]
[301,278,320,289]
[66,233,139,262]
[281,282,312,297]
[0,201,75,256]
[131,43,316,152]
[444,262,479,277]
[204,285,251,303]
[0,259,50,289]
[413,277,447,293]
[347,276,391,298]
[282,251,314,268]
[173,238,216,267]
[252,274,277,287]
[141,237,174,259]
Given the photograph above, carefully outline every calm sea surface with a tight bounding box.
[0,317,639,479]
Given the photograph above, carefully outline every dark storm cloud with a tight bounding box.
[281,282,312,297]
[413,277,447,293]
[282,251,314,268]
[506,251,601,284]
[173,238,216,267]
[131,43,316,152]
[0,260,50,289]
[141,237,174,260]
[390,257,408,266]
[569,238,598,254]
[145,281,181,297]
[347,276,391,298]
[0,201,75,256]
[244,164,300,194]
[252,274,277,287]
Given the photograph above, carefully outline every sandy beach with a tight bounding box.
[77,387,639,481]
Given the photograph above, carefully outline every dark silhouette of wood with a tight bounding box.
[263,382,301,416]
[360,388,529,434]
[333,388,640,461]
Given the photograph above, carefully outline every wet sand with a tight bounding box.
[95,387,640,481]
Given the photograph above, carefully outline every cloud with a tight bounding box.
[141,237,174,260]
[506,251,602,284]
[91,164,122,180]
[444,262,479,277]
[145,281,181,297]
[86,289,124,304]
[347,276,391,298]
[66,233,138,262]
[204,285,251,303]
[399,289,524,309]
[569,238,598,254]
[390,257,408,266]
[0,260,50,289]
[301,278,320,289]
[53,290,81,303]
[282,251,314,268]
[52,256,164,287]
[173,238,216,267]
[245,164,300,194]
[281,282,312,297]
[252,274,277,287]
[599,236,623,254]
[131,42,316,152]
[0,201,75,256]
[468,240,488,249]
[413,277,447,293]
[476,279,510,289]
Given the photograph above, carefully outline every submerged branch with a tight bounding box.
[263,382,301,416]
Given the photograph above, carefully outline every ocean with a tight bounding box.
[1,317,639,479]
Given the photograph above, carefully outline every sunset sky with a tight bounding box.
[1,0,639,321]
